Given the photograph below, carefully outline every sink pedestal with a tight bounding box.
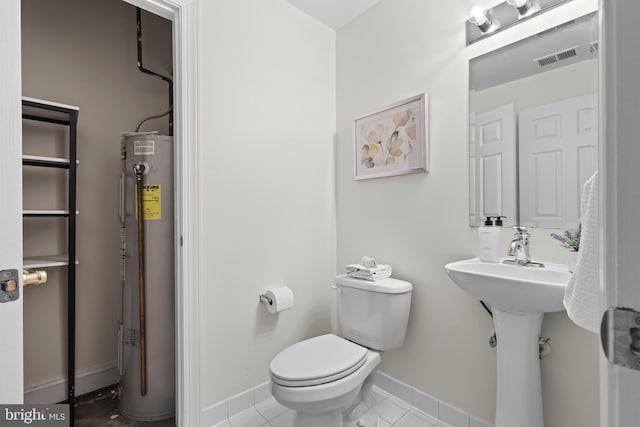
[493,309,544,427]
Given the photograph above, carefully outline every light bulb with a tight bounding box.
[506,0,538,17]
[468,5,487,25]
[468,5,493,33]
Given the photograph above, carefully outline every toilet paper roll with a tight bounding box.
[262,287,294,314]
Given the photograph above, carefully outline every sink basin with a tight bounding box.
[444,257,570,313]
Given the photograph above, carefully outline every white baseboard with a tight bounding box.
[24,365,120,404]
[201,372,493,427]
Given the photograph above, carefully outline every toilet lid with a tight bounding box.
[270,334,368,387]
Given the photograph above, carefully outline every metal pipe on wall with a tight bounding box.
[135,8,173,135]
[133,163,147,396]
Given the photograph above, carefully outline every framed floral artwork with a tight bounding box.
[353,93,428,180]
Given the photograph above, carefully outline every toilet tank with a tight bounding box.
[335,274,412,351]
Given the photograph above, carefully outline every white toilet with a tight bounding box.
[269,274,413,427]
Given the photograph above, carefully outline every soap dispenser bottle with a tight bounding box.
[478,216,500,263]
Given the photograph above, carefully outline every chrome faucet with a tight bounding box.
[508,226,530,265]
[504,226,545,267]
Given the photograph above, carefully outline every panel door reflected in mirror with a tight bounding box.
[469,105,516,227]
[519,95,597,229]
[469,12,598,228]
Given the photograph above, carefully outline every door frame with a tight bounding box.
[600,0,640,426]
[0,0,201,425]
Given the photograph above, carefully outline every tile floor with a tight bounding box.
[213,386,451,427]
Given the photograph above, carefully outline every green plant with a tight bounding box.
[550,224,581,251]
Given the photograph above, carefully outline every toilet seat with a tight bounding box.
[270,334,368,387]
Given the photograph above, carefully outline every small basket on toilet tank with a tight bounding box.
[335,275,412,351]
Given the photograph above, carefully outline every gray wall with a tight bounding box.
[21,0,171,397]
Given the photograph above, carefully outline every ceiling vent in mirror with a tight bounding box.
[535,46,578,68]
[536,54,558,67]
[557,47,577,60]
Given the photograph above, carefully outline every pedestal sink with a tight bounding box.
[444,258,571,427]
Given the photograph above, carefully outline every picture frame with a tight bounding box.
[353,93,428,180]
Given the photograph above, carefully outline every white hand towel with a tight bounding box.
[345,263,392,281]
[564,171,599,333]
[346,264,386,274]
[347,267,392,281]
[360,256,378,268]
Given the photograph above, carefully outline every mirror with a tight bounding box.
[469,12,598,229]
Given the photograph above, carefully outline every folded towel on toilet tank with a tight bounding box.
[346,256,392,281]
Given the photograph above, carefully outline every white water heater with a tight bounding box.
[119,133,175,421]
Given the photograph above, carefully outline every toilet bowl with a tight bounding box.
[270,334,381,427]
[269,275,413,427]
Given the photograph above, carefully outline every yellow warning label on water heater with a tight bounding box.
[136,184,161,220]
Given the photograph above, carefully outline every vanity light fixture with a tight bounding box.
[466,0,573,45]
[468,5,494,33]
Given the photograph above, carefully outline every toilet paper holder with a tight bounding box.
[258,287,295,313]
[259,293,273,305]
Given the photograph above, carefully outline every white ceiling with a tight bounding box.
[285,0,384,29]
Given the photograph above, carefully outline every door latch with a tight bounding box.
[601,307,640,371]
[0,269,20,303]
